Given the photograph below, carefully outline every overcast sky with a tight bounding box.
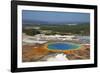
[22,10,90,24]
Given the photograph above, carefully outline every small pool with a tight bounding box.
[48,42,80,50]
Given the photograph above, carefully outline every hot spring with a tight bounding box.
[48,42,80,50]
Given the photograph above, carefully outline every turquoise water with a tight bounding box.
[48,43,80,50]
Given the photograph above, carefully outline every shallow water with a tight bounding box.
[76,36,90,44]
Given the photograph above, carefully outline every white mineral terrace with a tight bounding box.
[22,33,79,44]
[47,54,68,61]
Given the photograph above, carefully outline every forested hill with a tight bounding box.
[23,23,90,36]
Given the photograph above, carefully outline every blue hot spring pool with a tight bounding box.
[48,43,80,50]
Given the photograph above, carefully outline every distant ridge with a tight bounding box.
[22,20,90,25]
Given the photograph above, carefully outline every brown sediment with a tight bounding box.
[49,49,76,54]
[22,43,90,62]
[66,45,90,60]
[22,44,49,62]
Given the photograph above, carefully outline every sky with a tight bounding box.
[22,10,90,24]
